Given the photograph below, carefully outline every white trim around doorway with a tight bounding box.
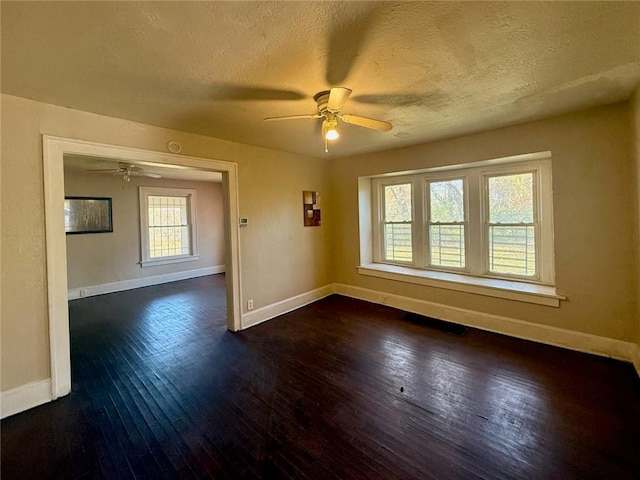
[42,135,243,401]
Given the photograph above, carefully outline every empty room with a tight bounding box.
[1,1,639,479]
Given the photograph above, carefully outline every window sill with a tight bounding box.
[141,255,199,268]
[357,263,565,307]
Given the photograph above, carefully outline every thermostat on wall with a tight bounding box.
[239,218,248,227]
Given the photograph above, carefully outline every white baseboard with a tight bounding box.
[1,379,52,419]
[68,265,225,300]
[241,284,335,329]
[334,283,639,367]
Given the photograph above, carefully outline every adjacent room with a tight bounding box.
[63,155,226,303]
[1,1,639,479]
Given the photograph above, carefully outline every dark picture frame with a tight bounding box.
[64,197,113,234]
[303,191,321,227]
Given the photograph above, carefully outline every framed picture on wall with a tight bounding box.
[303,191,321,227]
[64,197,113,234]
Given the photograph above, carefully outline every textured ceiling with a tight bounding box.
[63,155,223,183]
[2,1,640,159]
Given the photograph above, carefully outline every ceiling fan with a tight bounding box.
[263,87,392,153]
[88,163,161,182]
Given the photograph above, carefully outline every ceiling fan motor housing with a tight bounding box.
[313,91,332,113]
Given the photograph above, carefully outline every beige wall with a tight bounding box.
[1,94,332,391]
[330,102,637,342]
[64,170,224,289]
[633,88,640,348]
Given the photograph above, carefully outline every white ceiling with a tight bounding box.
[2,1,640,159]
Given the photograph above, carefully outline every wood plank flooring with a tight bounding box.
[2,274,639,479]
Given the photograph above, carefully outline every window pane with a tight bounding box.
[180,226,191,255]
[384,184,412,222]
[384,224,412,262]
[147,195,190,258]
[488,226,535,276]
[430,179,464,223]
[488,173,533,223]
[430,225,465,268]
[180,199,188,224]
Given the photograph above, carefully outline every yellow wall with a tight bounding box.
[330,102,637,342]
[633,89,640,348]
[64,170,224,289]
[0,94,333,391]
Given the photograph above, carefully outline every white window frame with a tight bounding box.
[425,175,468,272]
[376,177,416,266]
[481,165,545,283]
[364,152,561,306]
[139,186,199,267]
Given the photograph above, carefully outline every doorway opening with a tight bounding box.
[43,136,242,400]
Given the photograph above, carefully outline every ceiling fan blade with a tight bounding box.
[137,172,161,179]
[327,87,352,111]
[339,113,392,131]
[87,168,120,172]
[263,113,322,122]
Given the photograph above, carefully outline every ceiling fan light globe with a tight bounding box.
[325,129,339,141]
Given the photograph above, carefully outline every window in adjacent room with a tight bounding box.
[139,187,198,267]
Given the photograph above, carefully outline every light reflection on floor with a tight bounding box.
[379,327,547,467]
[480,372,545,464]
[134,291,221,365]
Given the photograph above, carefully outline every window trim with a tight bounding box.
[482,167,539,281]
[425,175,468,272]
[362,151,561,305]
[479,162,555,284]
[357,263,563,307]
[139,186,199,267]
[379,179,415,266]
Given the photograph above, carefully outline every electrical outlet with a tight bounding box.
[247,299,254,311]
[80,289,88,298]
[381,295,388,304]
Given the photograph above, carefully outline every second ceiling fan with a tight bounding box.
[263,87,392,153]
[88,163,161,183]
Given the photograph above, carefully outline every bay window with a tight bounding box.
[369,154,555,290]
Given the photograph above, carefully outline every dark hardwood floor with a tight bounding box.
[2,274,639,479]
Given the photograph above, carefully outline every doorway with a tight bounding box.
[43,136,242,400]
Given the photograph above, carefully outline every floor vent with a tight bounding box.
[402,313,468,336]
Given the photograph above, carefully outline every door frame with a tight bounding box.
[42,135,242,399]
